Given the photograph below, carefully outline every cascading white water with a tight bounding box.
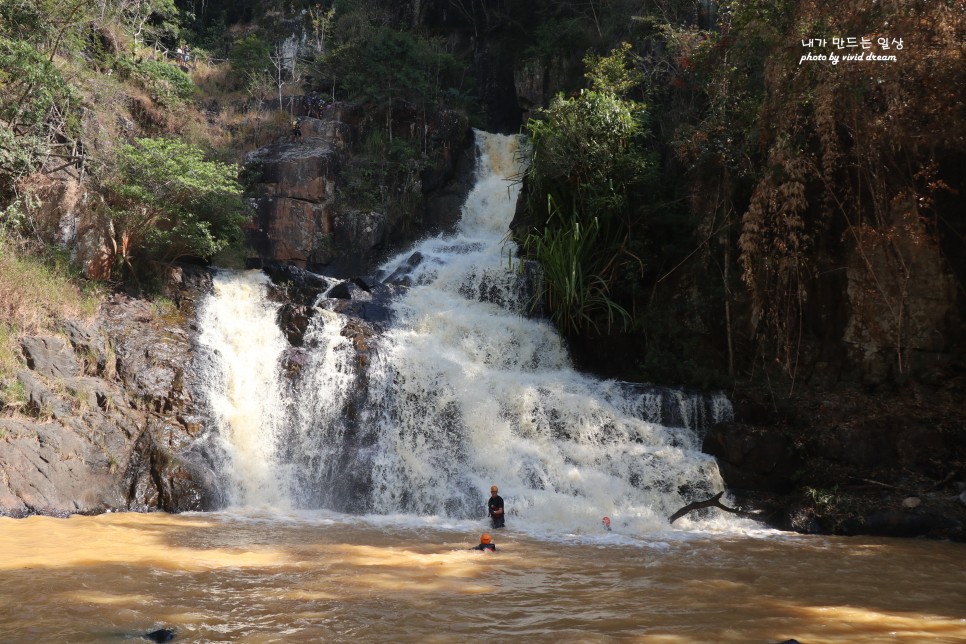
[282,130,734,535]
[195,270,291,508]
[195,130,734,532]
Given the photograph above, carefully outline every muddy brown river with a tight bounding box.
[1,511,964,643]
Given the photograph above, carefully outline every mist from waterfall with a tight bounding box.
[197,130,735,535]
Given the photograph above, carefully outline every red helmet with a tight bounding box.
[480,533,492,544]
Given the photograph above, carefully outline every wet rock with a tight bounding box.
[1,274,222,517]
[282,347,309,375]
[378,251,424,286]
[902,496,922,508]
[861,508,964,539]
[327,280,362,300]
[144,628,176,642]
[328,209,390,275]
[124,418,222,513]
[324,279,402,327]
[262,261,330,304]
[278,303,313,346]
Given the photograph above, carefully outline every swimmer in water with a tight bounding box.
[471,533,496,551]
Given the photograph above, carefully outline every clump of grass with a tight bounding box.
[0,232,103,382]
[0,376,27,412]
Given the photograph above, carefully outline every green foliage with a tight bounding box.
[105,137,249,276]
[133,58,197,105]
[0,36,79,193]
[721,0,794,36]
[0,374,26,411]
[0,229,103,387]
[523,17,590,62]
[228,34,271,91]
[113,0,181,51]
[0,37,78,131]
[521,43,659,336]
[0,0,92,52]
[338,130,422,225]
[179,8,229,55]
[319,7,467,111]
[522,196,631,336]
[584,42,643,96]
[529,88,653,208]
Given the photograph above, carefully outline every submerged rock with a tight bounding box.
[144,628,176,642]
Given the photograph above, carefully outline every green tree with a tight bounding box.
[318,3,467,124]
[228,34,271,91]
[102,137,249,280]
[0,37,79,198]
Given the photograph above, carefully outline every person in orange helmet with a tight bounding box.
[471,532,496,551]
[487,485,505,528]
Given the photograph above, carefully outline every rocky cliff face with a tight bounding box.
[0,267,222,516]
[244,129,343,270]
[705,385,966,540]
[243,106,473,277]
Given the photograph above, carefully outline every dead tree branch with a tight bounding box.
[669,492,763,524]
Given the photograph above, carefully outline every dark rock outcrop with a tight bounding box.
[704,423,801,493]
[709,386,966,540]
[244,134,343,269]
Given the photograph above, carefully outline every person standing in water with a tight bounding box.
[471,533,496,551]
[487,485,505,528]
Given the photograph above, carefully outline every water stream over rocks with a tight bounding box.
[196,131,734,536]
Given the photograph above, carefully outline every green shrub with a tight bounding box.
[520,44,656,335]
[135,58,197,105]
[103,137,249,280]
[319,14,467,112]
[522,196,631,336]
[0,36,79,192]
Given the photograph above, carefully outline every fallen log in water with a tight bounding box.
[669,492,763,524]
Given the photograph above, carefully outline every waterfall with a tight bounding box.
[195,270,291,508]
[198,130,734,534]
